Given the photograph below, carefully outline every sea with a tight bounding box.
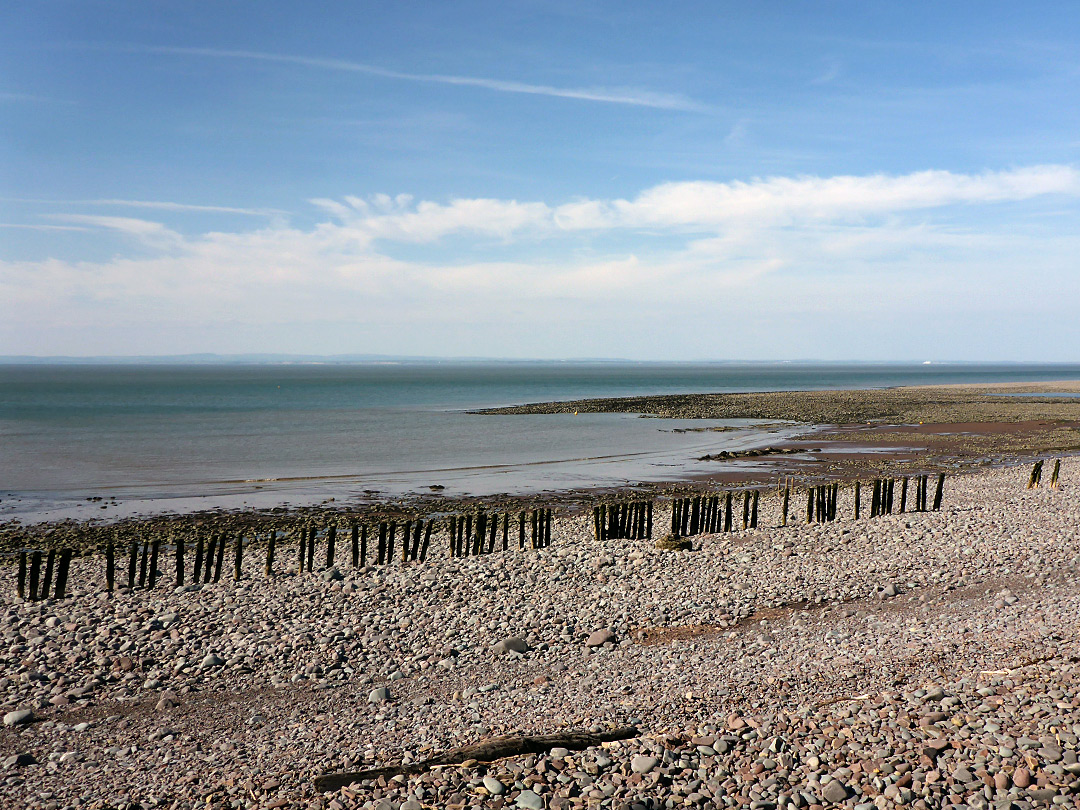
[3,361,1079,523]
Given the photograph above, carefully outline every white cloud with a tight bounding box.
[0,223,90,232]
[3,165,1080,358]
[46,215,183,249]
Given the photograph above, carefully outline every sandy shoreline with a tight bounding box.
[1,458,1079,808]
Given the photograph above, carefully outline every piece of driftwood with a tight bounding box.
[313,726,640,792]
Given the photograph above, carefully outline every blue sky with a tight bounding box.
[2,1,1079,359]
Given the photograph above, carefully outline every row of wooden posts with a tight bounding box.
[12,510,554,600]
[668,492,760,538]
[10,472,963,601]
[449,509,553,557]
[1027,459,1061,490]
[15,549,74,602]
[593,501,653,541]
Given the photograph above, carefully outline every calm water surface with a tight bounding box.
[3,362,1079,521]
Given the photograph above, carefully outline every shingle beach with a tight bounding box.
[2,459,1079,810]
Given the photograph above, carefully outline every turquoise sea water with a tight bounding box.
[2,362,1079,521]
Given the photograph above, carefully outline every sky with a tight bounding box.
[2,1,1079,361]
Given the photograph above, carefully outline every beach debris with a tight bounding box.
[312,726,640,791]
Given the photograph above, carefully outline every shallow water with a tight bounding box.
[3,361,1079,522]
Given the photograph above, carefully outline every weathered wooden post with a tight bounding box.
[195,533,206,580]
[29,551,42,601]
[723,492,733,532]
[1027,461,1043,489]
[127,542,138,589]
[55,549,72,599]
[149,540,160,589]
[265,529,276,577]
[899,478,908,513]
[420,520,434,561]
[502,512,509,551]
[518,511,526,549]
[870,480,880,518]
[886,479,895,514]
[401,520,413,563]
[646,500,653,539]
[932,473,945,511]
[806,489,814,524]
[376,522,387,565]
[106,544,115,592]
[233,533,243,581]
[138,541,148,588]
[545,508,552,547]
[306,526,316,573]
[213,532,225,582]
[326,525,337,569]
[689,497,700,536]
[831,482,839,521]
[41,549,56,599]
[854,481,860,520]
[203,535,216,584]
[750,491,759,528]
[781,482,790,527]
[1050,460,1061,489]
[471,512,483,556]
[360,523,368,567]
[17,551,27,599]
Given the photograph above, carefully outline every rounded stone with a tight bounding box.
[631,755,659,773]
[586,628,616,647]
[3,709,33,727]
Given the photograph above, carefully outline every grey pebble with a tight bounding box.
[630,755,659,773]
[2,709,32,726]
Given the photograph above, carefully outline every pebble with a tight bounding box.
[631,755,659,773]
[515,789,544,809]
[821,779,848,803]
[483,776,506,795]
[368,686,391,703]
[3,709,33,726]
[199,652,225,668]
[586,628,615,647]
[492,637,529,654]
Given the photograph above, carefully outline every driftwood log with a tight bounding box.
[313,726,640,792]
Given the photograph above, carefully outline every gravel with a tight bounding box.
[1,460,1080,809]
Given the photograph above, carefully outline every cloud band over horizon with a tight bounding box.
[2,165,1079,359]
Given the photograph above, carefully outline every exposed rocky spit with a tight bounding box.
[1,461,1079,810]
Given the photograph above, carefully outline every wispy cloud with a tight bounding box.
[4,196,279,216]
[5,166,1080,358]
[46,214,182,248]
[136,45,708,112]
[0,223,90,232]
[88,199,280,216]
